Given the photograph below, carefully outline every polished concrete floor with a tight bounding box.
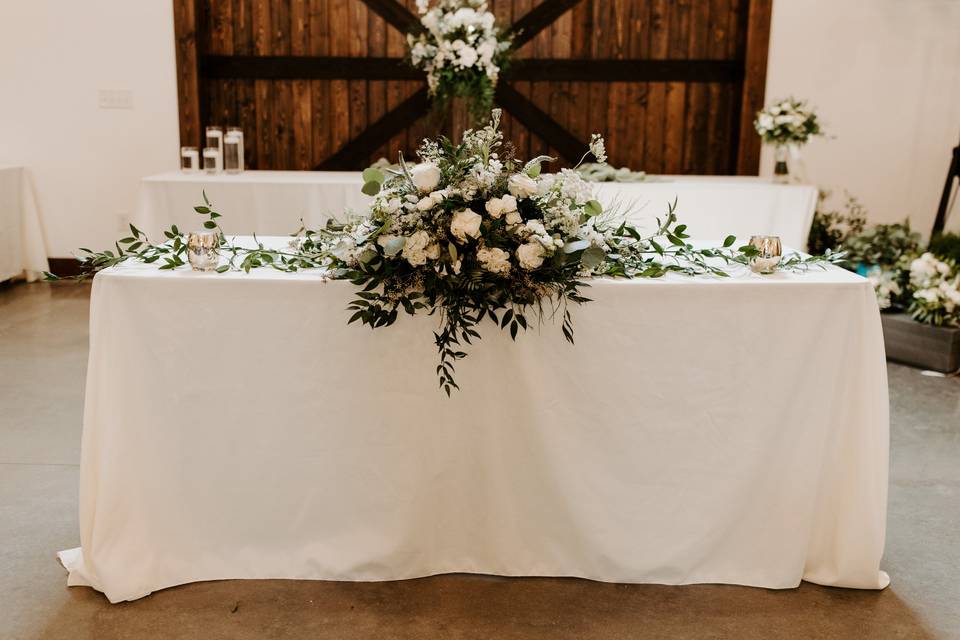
[1,281,958,639]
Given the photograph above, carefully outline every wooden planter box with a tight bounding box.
[881,312,960,373]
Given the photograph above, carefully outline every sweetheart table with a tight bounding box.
[59,239,889,602]
[133,171,817,250]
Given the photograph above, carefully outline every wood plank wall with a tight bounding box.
[174,0,771,174]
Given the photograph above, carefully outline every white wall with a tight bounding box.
[762,0,960,237]
[0,0,179,257]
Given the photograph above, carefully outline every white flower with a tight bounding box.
[516,241,545,270]
[411,162,442,193]
[416,196,435,211]
[458,46,478,67]
[450,208,482,243]
[588,133,607,164]
[484,194,517,219]
[402,230,440,266]
[508,173,538,198]
[505,209,522,225]
[477,246,511,275]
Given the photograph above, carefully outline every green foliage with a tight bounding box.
[928,232,960,263]
[844,220,922,268]
[806,191,866,256]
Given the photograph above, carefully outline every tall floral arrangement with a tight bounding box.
[754,97,823,146]
[408,0,512,122]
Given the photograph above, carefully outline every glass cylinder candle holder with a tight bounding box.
[223,134,242,174]
[205,126,224,159]
[202,147,221,173]
[187,230,220,271]
[180,146,199,173]
[748,235,783,274]
[227,126,244,171]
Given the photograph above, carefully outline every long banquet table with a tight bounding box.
[59,238,889,602]
[0,165,49,282]
[134,171,818,249]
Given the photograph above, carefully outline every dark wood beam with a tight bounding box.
[201,55,422,80]
[172,0,201,148]
[201,55,744,84]
[318,88,430,170]
[932,139,960,236]
[735,0,773,175]
[508,59,744,83]
[508,0,586,48]
[357,0,424,36]
[495,83,585,163]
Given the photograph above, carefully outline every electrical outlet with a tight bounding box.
[98,89,134,110]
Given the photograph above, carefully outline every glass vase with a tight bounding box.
[773,145,790,184]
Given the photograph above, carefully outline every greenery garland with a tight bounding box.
[50,112,842,394]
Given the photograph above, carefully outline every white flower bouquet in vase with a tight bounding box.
[754,97,823,183]
[407,0,513,127]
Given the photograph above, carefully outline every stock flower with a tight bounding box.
[411,163,442,193]
[450,209,482,243]
[516,241,545,270]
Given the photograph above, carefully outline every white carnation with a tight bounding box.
[450,208,483,243]
[477,246,511,275]
[516,241,545,270]
[402,230,439,266]
[411,163,442,193]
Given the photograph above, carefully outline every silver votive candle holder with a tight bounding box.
[748,235,783,274]
[187,230,220,271]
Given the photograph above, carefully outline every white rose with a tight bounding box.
[416,196,435,211]
[458,46,479,67]
[450,208,482,243]
[500,194,518,212]
[485,197,505,218]
[411,163,441,193]
[402,230,438,266]
[508,174,538,198]
[517,241,545,270]
[477,246,511,275]
[505,210,522,225]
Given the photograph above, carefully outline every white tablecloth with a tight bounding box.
[59,239,889,602]
[134,172,817,250]
[0,166,49,282]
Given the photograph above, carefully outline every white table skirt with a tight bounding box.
[59,239,889,602]
[0,166,49,282]
[133,171,817,250]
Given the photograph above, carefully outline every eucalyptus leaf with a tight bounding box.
[361,181,381,197]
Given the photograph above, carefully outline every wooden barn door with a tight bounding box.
[173,0,771,174]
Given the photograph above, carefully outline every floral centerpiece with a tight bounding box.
[50,111,840,394]
[754,97,823,182]
[408,0,512,123]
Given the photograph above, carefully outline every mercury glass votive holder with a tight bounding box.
[748,235,783,274]
[187,230,220,271]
